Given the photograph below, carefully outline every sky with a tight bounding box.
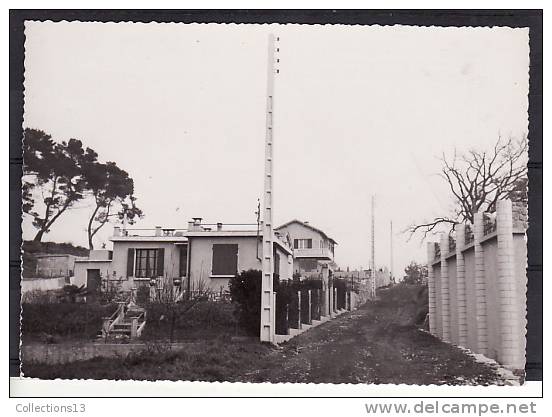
[22,22,529,275]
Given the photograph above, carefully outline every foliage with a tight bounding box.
[22,128,144,246]
[403,261,428,285]
[229,270,326,336]
[142,301,237,341]
[57,285,88,303]
[229,269,265,336]
[408,135,528,239]
[23,129,96,242]
[82,160,143,249]
[21,302,118,340]
[135,285,151,306]
[21,289,59,304]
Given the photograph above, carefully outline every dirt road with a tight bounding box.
[25,286,517,384]
[237,297,511,385]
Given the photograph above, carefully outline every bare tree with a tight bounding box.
[408,135,528,239]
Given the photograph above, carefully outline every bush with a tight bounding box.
[228,269,265,336]
[21,290,59,304]
[141,301,237,341]
[229,270,327,336]
[21,302,118,340]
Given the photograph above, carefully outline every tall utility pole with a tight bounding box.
[390,220,394,283]
[260,34,279,343]
[370,195,376,298]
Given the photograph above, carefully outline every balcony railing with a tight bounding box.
[294,247,334,259]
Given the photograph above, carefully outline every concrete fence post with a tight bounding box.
[496,200,523,369]
[455,224,468,347]
[297,290,302,329]
[130,317,138,339]
[329,285,334,318]
[334,287,338,311]
[308,290,312,324]
[427,242,437,336]
[473,211,489,355]
[440,233,451,342]
[285,304,289,335]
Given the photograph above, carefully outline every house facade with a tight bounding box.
[274,219,337,278]
[72,218,293,297]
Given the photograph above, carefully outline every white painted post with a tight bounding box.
[496,200,523,369]
[455,224,468,347]
[260,33,279,343]
[130,317,138,339]
[427,242,437,336]
[297,290,302,329]
[440,233,451,342]
[473,211,489,355]
[308,290,312,324]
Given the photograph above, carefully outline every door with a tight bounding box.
[86,269,101,301]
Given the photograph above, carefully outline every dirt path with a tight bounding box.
[237,300,510,385]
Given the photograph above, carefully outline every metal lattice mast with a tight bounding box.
[371,195,376,298]
[260,34,279,343]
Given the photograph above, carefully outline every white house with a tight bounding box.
[71,218,294,296]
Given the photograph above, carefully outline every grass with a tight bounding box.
[23,337,275,382]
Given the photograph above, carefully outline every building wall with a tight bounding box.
[35,255,81,278]
[482,237,499,360]
[447,255,458,346]
[72,261,114,288]
[111,241,183,291]
[513,234,528,364]
[277,222,327,248]
[188,236,292,292]
[463,247,478,353]
[433,263,442,339]
[427,200,526,369]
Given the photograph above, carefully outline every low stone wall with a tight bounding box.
[21,342,199,365]
[21,277,67,293]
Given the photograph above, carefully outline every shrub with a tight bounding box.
[21,290,59,304]
[135,285,150,306]
[142,301,237,341]
[229,269,264,336]
[21,302,118,340]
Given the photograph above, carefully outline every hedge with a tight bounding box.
[141,301,237,341]
[21,302,118,340]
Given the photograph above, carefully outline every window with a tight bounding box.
[134,249,164,278]
[274,251,280,276]
[293,239,312,249]
[212,244,238,276]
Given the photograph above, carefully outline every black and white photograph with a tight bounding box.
[9,9,542,400]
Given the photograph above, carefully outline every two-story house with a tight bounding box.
[274,219,337,278]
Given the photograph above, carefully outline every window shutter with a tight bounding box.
[294,239,298,249]
[157,248,165,277]
[307,239,313,249]
[212,244,238,275]
[127,248,135,277]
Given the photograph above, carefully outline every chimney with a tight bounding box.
[192,217,203,231]
[216,222,223,231]
[113,226,121,237]
[155,226,162,237]
[187,221,194,231]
